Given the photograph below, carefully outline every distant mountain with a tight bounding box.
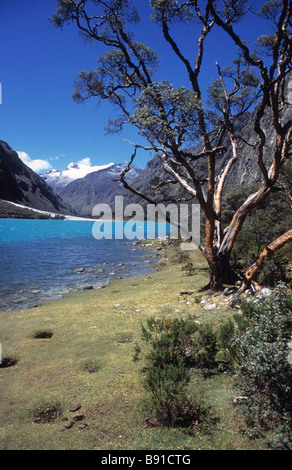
[40,161,114,193]
[0,140,74,218]
[56,162,143,216]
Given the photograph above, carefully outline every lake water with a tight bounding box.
[0,219,169,312]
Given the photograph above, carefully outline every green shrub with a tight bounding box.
[172,248,190,264]
[217,318,236,364]
[145,359,191,427]
[195,322,218,368]
[140,317,218,368]
[80,359,101,373]
[30,399,63,423]
[182,262,196,276]
[233,285,292,449]
[138,317,214,428]
[217,307,252,365]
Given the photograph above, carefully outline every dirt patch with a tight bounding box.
[32,330,54,339]
[0,356,18,368]
[31,401,63,423]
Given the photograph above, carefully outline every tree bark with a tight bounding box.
[203,241,239,289]
[238,229,292,293]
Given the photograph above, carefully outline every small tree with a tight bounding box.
[52,0,292,291]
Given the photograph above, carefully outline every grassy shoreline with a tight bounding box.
[0,239,266,450]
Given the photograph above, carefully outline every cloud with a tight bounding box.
[48,155,60,162]
[17,151,52,173]
[78,157,91,166]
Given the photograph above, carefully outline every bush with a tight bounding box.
[30,399,63,423]
[140,317,218,368]
[217,318,236,364]
[217,307,252,365]
[172,248,190,264]
[196,323,218,368]
[145,359,191,427]
[232,285,292,449]
[80,359,101,373]
[137,317,215,428]
[182,262,196,276]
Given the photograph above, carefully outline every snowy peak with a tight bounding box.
[39,158,143,216]
[59,160,114,179]
[40,160,114,193]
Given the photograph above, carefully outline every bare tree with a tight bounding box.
[52,0,292,291]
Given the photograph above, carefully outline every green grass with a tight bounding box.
[0,240,266,450]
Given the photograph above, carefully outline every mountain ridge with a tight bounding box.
[0,140,75,218]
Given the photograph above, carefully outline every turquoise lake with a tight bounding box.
[0,219,170,312]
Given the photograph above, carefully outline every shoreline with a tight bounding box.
[0,237,163,315]
[0,200,106,220]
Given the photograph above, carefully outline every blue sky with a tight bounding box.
[0,0,269,172]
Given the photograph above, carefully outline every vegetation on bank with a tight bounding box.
[0,238,291,450]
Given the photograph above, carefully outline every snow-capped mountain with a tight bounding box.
[40,160,114,194]
[56,162,143,216]
[39,159,143,216]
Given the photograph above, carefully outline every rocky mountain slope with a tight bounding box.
[56,163,142,216]
[0,140,74,218]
